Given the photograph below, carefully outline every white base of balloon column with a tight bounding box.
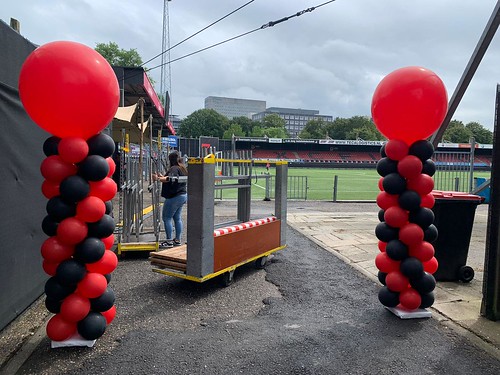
[385,306,432,319]
[51,333,96,348]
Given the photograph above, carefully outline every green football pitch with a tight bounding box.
[215,166,491,201]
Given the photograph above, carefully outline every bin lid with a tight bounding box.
[431,190,484,201]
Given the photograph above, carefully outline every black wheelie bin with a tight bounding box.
[431,190,484,283]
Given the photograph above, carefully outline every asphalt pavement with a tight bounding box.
[1,200,499,375]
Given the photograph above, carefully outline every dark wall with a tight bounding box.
[0,20,49,330]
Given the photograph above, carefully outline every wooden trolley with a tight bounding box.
[150,154,288,286]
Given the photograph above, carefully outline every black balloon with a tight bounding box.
[42,215,59,236]
[398,190,421,211]
[90,287,115,312]
[378,271,387,285]
[75,237,105,263]
[409,207,435,229]
[104,273,112,284]
[385,240,409,261]
[419,292,435,309]
[77,312,107,340]
[376,157,398,177]
[44,277,76,301]
[46,196,76,222]
[410,272,436,294]
[400,257,424,279]
[45,297,62,314]
[375,222,399,242]
[409,140,434,161]
[59,175,90,203]
[87,133,116,158]
[380,144,387,158]
[105,200,113,215]
[87,214,115,238]
[78,155,109,181]
[378,209,385,222]
[383,173,407,195]
[55,259,87,286]
[378,286,400,307]
[43,136,61,157]
[422,159,436,177]
[424,224,439,243]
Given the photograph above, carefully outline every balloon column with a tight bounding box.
[371,67,448,313]
[19,41,120,343]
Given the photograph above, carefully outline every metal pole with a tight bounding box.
[469,137,476,192]
[481,83,500,321]
[430,1,500,147]
[333,175,338,202]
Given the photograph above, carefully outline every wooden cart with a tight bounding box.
[150,154,288,286]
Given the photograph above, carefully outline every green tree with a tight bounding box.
[229,116,256,136]
[466,121,493,144]
[299,119,328,139]
[222,124,245,139]
[326,116,382,140]
[442,120,471,143]
[95,42,143,66]
[261,113,286,128]
[178,109,229,138]
[258,114,289,138]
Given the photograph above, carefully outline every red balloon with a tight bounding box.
[42,260,60,276]
[399,288,422,310]
[409,241,435,262]
[58,137,89,163]
[376,191,399,210]
[378,177,384,191]
[378,240,387,252]
[399,223,424,246]
[386,271,409,292]
[86,250,118,274]
[106,157,116,177]
[76,196,106,223]
[375,252,400,273]
[407,174,434,195]
[371,66,448,145]
[423,257,439,274]
[101,305,117,325]
[40,155,77,183]
[57,217,88,245]
[397,155,423,179]
[41,236,74,262]
[19,41,119,139]
[384,206,408,228]
[384,139,408,161]
[102,234,115,250]
[46,314,77,341]
[76,272,108,298]
[420,192,435,208]
[60,293,91,323]
[89,177,118,202]
[41,180,60,199]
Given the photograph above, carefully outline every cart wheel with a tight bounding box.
[220,270,235,287]
[255,256,268,269]
[458,265,474,283]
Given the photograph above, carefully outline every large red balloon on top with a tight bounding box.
[19,41,119,139]
[371,66,448,145]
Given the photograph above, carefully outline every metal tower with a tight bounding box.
[160,0,172,120]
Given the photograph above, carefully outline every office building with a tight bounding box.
[205,96,266,119]
[252,107,333,138]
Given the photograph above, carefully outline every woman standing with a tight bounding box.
[153,151,188,248]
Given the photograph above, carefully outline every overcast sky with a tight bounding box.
[3,0,500,130]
